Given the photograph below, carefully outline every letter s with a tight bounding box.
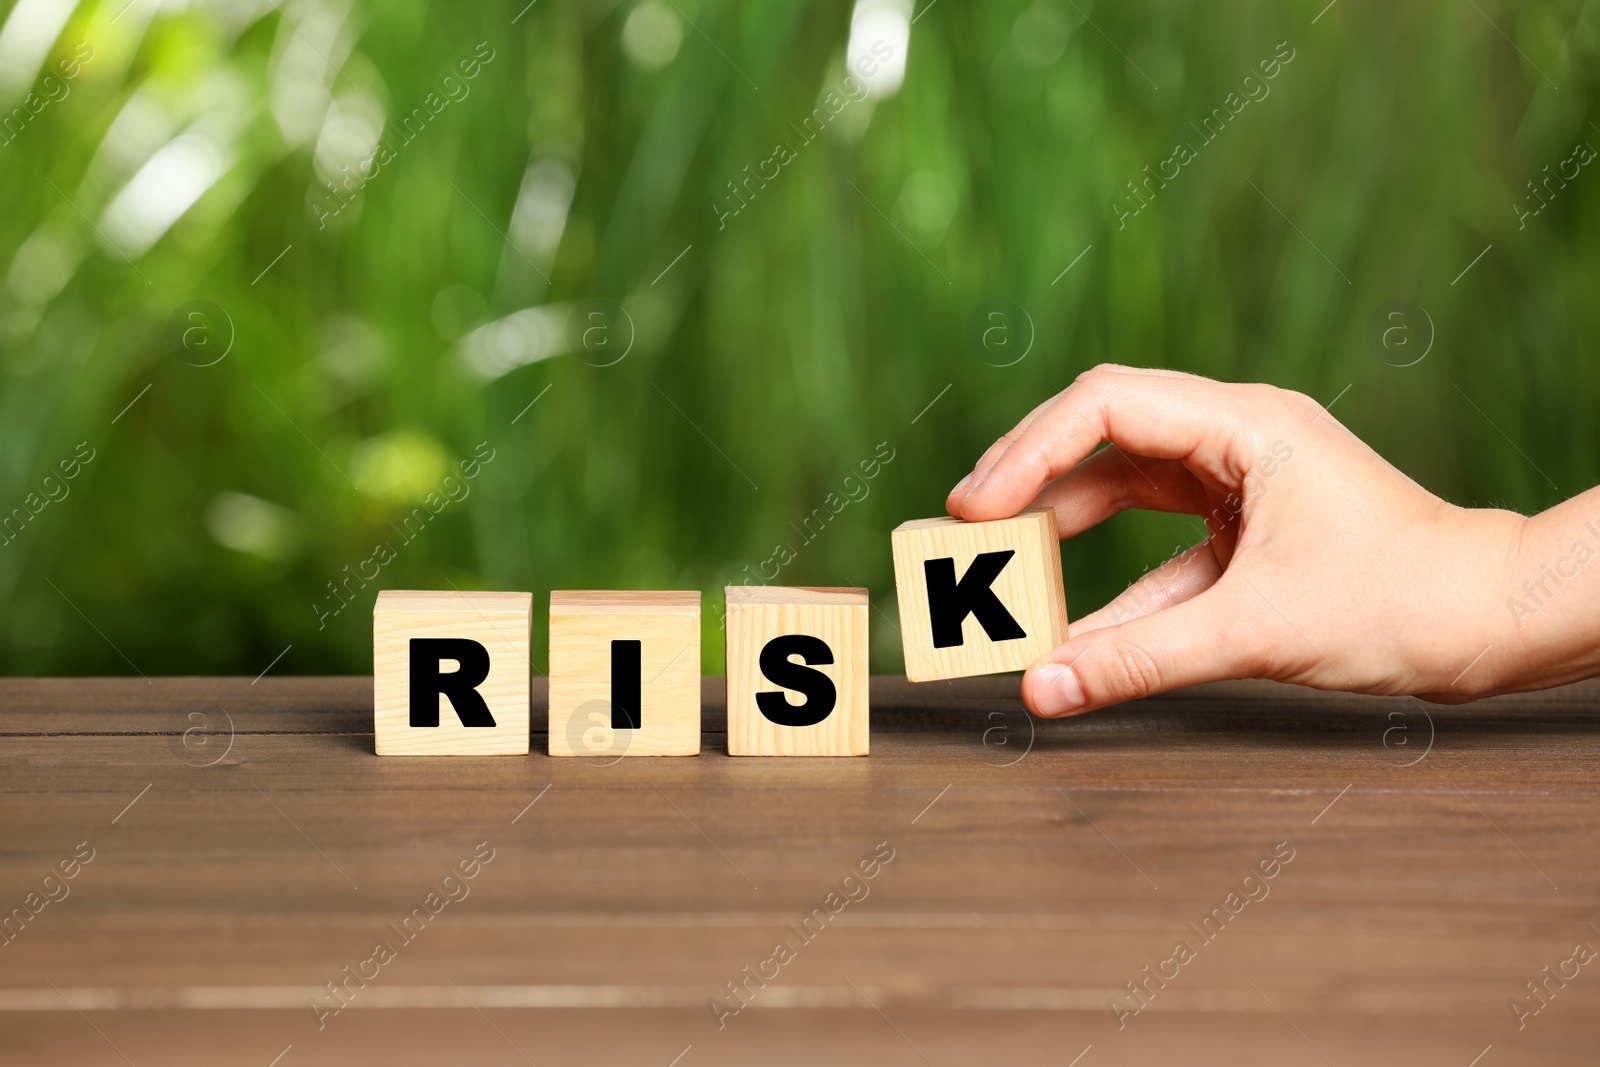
[755,635,837,727]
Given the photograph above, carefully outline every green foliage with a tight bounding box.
[0,0,1595,676]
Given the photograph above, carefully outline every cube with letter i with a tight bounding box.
[724,586,869,756]
[548,590,702,757]
[890,510,1068,682]
[373,590,533,755]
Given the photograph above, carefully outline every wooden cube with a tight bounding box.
[724,586,869,756]
[373,590,532,755]
[548,591,701,757]
[891,510,1068,682]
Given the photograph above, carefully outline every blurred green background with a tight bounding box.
[1,0,1596,677]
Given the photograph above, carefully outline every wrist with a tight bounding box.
[1410,505,1530,701]
[1455,502,1600,698]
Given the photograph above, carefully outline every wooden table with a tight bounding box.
[2,675,1597,1065]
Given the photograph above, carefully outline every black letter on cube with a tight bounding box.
[409,638,496,727]
[611,639,642,730]
[755,634,837,727]
[925,551,1028,649]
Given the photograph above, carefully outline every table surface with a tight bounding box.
[2,675,1598,1066]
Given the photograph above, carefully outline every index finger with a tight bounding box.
[950,365,1265,523]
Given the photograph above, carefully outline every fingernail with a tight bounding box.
[962,469,989,502]
[1030,663,1086,717]
[950,472,973,497]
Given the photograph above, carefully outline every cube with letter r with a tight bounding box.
[890,510,1069,682]
[373,590,532,755]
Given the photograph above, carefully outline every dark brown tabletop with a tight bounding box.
[2,675,1597,1065]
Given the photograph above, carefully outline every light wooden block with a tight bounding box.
[373,590,532,755]
[891,510,1068,682]
[724,586,869,757]
[548,590,701,757]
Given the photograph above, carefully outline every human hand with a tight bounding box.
[945,364,1580,717]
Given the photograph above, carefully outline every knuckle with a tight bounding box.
[1274,386,1322,418]
[1075,364,1116,388]
[1098,642,1165,701]
[1278,386,1314,405]
[1221,622,1267,678]
[1245,381,1286,403]
[1217,601,1274,677]
[1108,473,1139,515]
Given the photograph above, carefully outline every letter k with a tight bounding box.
[924,551,1028,649]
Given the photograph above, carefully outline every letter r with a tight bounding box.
[924,552,1027,648]
[409,638,496,727]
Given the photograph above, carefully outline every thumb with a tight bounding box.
[1023,587,1255,717]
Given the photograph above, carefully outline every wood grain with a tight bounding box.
[372,590,531,756]
[547,590,700,757]
[724,587,869,756]
[891,510,1069,681]
[1,675,1598,1065]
